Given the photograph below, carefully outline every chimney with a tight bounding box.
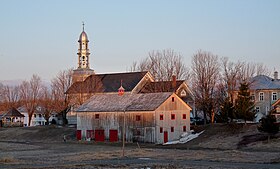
[172,75,176,89]
[274,71,278,80]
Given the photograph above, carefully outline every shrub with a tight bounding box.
[258,115,279,135]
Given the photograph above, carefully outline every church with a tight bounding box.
[67,24,194,143]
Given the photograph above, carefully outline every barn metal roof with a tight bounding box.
[76,92,173,112]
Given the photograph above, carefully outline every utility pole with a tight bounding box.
[118,79,125,158]
[122,110,125,157]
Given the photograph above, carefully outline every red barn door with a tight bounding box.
[109,130,118,142]
[76,130,82,140]
[164,131,168,143]
[95,130,105,142]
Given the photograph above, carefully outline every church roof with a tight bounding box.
[76,92,173,112]
[250,75,280,90]
[66,71,149,94]
[79,31,89,42]
[139,80,185,93]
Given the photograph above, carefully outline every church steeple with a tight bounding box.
[77,22,90,69]
[72,23,95,83]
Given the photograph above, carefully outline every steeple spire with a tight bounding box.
[77,22,90,69]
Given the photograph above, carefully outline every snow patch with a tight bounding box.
[163,130,204,145]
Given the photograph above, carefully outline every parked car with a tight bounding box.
[190,117,204,125]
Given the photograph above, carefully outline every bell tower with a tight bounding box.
[78,22,90,69]
[72,22,95,83]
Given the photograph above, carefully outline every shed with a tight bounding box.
[0,107,24,127]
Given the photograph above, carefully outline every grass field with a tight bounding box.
[0,124,280,169]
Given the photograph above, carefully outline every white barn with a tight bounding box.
[76,92,191,144]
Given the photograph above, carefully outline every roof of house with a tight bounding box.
[1,107,24,118]
[250,75,280,90]
[76,92,174,112]
[66,71,149,94]
[17,106,46,115]
[139,80,185,93]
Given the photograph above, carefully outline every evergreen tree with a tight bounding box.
[258,114,279,134]
[218,97,234,122]
[234,81,255,123]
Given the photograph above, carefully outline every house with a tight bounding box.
[0,107,24,127]
[18,106,47,126]
[233,71,280,122]
[76,92,191,144]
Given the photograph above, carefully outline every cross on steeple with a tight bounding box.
[82,22,85,31]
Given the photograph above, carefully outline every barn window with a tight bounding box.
[183,126,186,132]
[171,127,174,132]
[95,114,100,119]
[136,115,141,121]
[182,114,186,119]
[160,114,164,120]
[171,114,175,120]
[172,97,175,102]
[160,127,163,133]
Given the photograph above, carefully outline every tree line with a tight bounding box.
[0,69,72,126]
[0,49,271,126]
[131,49,270,124]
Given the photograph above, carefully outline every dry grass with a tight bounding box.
[0,156,19,163]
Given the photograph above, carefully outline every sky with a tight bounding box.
[0,0,280,82]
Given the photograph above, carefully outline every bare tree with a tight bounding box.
[0,84,20,110]
[19,74,43,126]
[39,86,53,125]
[51,69,73,124]
[191,50,220,124]
[221,57,243,103]
[130,49,190,81]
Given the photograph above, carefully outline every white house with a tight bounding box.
[18,106,47,126]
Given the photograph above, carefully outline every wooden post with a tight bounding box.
[122,110,125,157]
